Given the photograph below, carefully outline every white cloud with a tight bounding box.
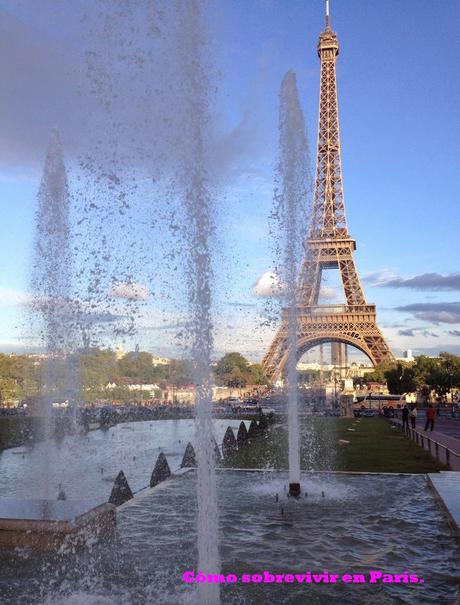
[395,302,460,325]
[252,273,337,302]
[362,269,400,286]
[109,282,150,301]
[319,286,337,300]
[364,269,460,291]
[251,271,285,298]
[0,286,32,307]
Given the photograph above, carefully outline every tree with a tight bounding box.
[384,362,417,395]
[246,363,268,385]
[165,359,194,387]
[413,353,460,401]
[439,352,460,397]
[0,354,40,403]
[214,353,267,387]
[77,348,119,401]
[117,351,168,383]
[362,362,394,385]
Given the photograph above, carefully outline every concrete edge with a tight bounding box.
[426,474,460,541]
[117,468,195,511]
[216,468,427,476]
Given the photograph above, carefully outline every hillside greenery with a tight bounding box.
[0,349,267,404]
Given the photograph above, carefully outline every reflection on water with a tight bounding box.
[0,470,458,604]
[0,419,248,500]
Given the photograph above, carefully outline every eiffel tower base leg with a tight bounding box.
[288,482,301,498]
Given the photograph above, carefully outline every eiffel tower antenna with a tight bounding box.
[263,5,394,381]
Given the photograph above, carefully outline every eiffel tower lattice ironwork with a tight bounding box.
[263,3,394,381]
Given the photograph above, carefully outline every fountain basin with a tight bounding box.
[0,471,458,603]
[0,499,115,552]
[113,470,459,604]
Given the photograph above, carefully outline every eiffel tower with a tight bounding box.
[263,1,394,381]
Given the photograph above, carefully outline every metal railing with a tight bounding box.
[390,419,460,469]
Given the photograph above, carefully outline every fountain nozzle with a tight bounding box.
[288,482,301,498]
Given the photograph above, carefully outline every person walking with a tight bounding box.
[410,405,417,429]
[402,405,409,432]
[424,404,436,431]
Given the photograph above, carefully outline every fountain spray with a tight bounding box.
[175,2,220,603]
[275,71,311,498]
[31,129,76,497]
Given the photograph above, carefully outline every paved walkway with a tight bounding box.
[422,415,460,440]
[391,416,460,470]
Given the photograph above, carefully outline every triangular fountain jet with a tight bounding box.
[222,427,237,459]
[248,419,259,439]
[181,442,197,467]
[109,470,134,506]
[212,436,222,462]
[236,421,248,448]
[150,452,171,487]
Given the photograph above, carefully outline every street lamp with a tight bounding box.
[444,357,454,404]
[333,371,338,409]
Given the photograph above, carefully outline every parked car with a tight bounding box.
[227,397,241,406]
[361,409,376,417]
[382,406,395,418]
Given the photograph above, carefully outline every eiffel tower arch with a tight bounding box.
[263,3,394,382]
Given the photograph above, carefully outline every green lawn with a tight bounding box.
[224,417,447,473]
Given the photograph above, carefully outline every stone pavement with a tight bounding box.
[423,415,460,440]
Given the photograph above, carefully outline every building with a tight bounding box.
[347,363,376,379]
[151,355,170,366]
[162,385,196,405]
[105,382,160,398]
[297,362,334,372]
[395,350,415,363]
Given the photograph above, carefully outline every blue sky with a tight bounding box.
[0,0,459,361]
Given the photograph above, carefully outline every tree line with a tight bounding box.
[0,350,268,404]
[1,349,459,404]
[358,352,460,401]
